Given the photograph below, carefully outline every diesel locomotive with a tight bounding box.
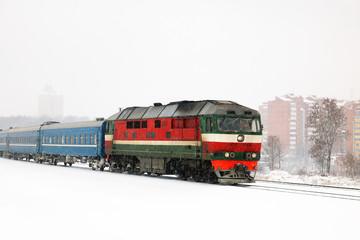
[105,100,262,184]
[0,100,262,184]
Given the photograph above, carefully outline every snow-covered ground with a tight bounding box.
[1,157,360,240]
[257,170,360,188]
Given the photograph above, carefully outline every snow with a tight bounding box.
[257,170,360,188]
[1,157,360,240]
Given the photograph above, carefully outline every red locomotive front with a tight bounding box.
[200,115,262,183]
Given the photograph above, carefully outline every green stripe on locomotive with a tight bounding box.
[111,142,201,159]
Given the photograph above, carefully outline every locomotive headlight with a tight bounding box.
[252,153,257,158]
[237,135,245,142]
[225,152,230,158]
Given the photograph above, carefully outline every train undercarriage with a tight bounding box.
[107,155,255,184]
[2,152,79,166]
[1,151,255,184]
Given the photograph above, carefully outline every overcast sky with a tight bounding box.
[1,0,359,118]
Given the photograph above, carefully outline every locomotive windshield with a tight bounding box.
[217,117,261,133]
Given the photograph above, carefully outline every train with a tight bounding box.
[0,100,262,184]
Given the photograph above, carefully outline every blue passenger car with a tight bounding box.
[0,129,9,157]
[39,120,106,166]
[6,126,41,160]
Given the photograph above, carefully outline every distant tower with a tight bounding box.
[38,85,63,118]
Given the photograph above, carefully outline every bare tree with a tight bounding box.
[263,136,284,170]
[338,152,360,178]
[307,98,347,175]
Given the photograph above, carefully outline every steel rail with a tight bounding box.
[238,182,360,202]
[257,179,360,191]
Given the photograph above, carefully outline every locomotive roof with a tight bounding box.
[112,100,260,120]
[40,120,105,130]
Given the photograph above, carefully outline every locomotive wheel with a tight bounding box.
[54,160,57,166]
[134,168,141,175]
[69,163,72,167]
[193,172,202,182]
[64,162,67,166]
[100,166,104,171]
[177,170,189,181]
[109,162,116,172]
[207,172,218,184]
[127,167,134,174]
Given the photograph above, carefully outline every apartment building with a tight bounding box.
[345,101,360,158]
[259,94,359,159]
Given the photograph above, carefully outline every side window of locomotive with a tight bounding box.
[105,122,111,134]
[172,118,183,128]
[134,121,141,129]
[184,118,196,128]
[127,121,134,129]
[206,118,214,132]
[253,119,261,132]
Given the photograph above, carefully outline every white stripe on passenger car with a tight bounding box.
[42,144,97,147]
[9,144,37,147]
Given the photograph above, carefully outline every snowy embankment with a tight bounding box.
[1,157,360,240]
[257,170,360,188]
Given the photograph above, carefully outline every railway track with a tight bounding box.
[238,180,360,201]
[257,179,360,191]
[3,158,360,201]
